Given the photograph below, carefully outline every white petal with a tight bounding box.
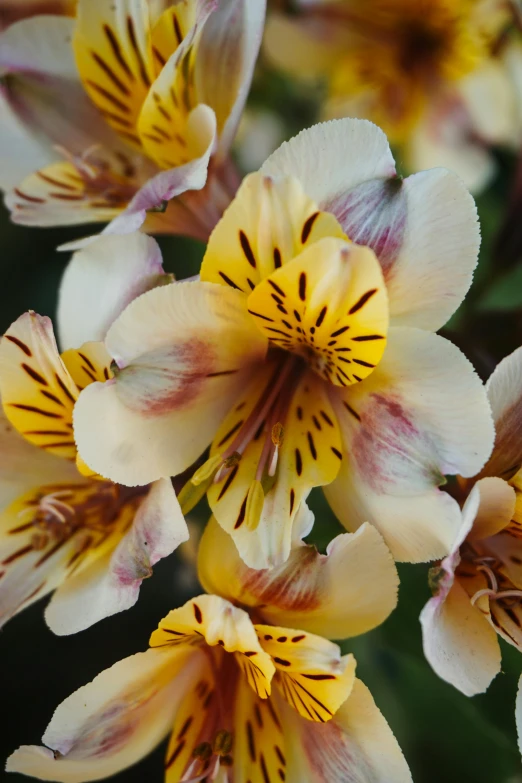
[325,327,495,562]
[459,59,517,144]
[45,478,188,635]
[282,679,412,782]
[260,118,396,213]
[198,517,398,640]
[74,281,267,485]
[196,0,266,159]
[420,580,501,697]
[482,345,522,480]
[57,233,165,351]
[384,168,480,331]
[6,645,203,782]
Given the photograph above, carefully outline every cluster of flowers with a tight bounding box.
[1,0,522,781]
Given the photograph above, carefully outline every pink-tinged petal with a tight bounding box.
[57,233,166,351]
[325,327,495,562]
[420,579,501,697]
[333,168,480,331]
[0,17,120,189]
[481,346,522,481]
[45,478,188,635]
[281,679,413,782]
[6,645,204,782]
[74,281,267,486]
[198,517,398,640]
[99,105,217,237]
[196,0,266,159]
[260,118,396,213]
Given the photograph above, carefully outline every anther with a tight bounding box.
[271,422,284,446]
[192,742,213,761]
[245,480,265,531]
[192,454,224,486]
[213,730,233,756]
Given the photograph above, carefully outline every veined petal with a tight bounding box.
[256,626,356,722]
[195,0,266,159]
[150,595,275,699]
[260,119,397,215]
[60,342,113,389]
[6,645,201,782]
[232,676,287,783]
[73,280,267,485]
[325,327,495,562]
[481,345,522,481]
[73,0,155,149]
[247,238,388,387]
[150,0,200,67]
[329,168,480,332]
[207,364,342,569]
[281,679,413,782]
[45,478,188,635]
[198,517,399,640]
[201,172,346,293]
[137,2,214,169]
[420,579,501,697]
[0,17,120,189]
[92,105,216,238]
[0,407,79,513]
[0,312,78,460]
[57,233,166,350]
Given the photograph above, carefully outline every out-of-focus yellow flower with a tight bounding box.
[0,0,76,31]
[6,525,411,782]
[266,0,522,192]
[0,0,265,240]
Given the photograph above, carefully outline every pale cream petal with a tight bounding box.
[467,476,516,541]
[420,579,501,697]
[325,327,495,562]
[260,119,397,215]
[459,59,517,144]
[481,345,522,480]
[57,233,165,350]
[6,645,203,782]
[263,12,342,80]
[73,281,267,486]
[198,517,398,640]
[195,0,266,158]
[281,679,413,782]
[45,478,188,634]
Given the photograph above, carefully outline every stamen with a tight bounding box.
[245,481,265,531]
[476,564,498,592]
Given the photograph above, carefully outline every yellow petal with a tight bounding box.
[151,1,197,71]
[247,238,389,387]
[206,362,342,569]
[232,675,288,783]
[60,341,113,389]
[0,313,78,460]
[74,0,156,148]
[200,172,346,293]
[150,595,275,699]
[256,624,356,722]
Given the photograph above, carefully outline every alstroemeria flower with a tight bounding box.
[421,344,522,696]
[6,523,412,782]
[74,118,494,569]
[0,233,188,634]
[0,0,265,240]
[265,0,522,193]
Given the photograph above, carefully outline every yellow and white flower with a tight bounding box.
[265,0,522,193]
[0,233,188,634]
[6,517,411,782]
[0,0,265,239]
[421,344,522,696]
[72,118,495,570]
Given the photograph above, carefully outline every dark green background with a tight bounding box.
[1,60,522,783]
